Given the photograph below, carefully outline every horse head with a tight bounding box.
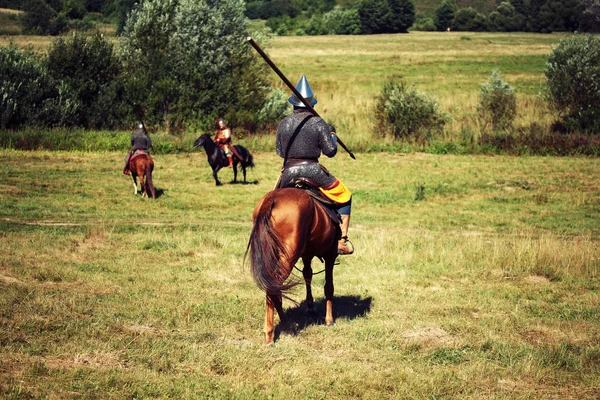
[193,134,211,149]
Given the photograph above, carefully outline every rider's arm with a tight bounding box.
[319,121,338,158]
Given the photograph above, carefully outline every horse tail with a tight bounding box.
[246,152,255,168]
[145,159,156,199]
[245,196,299,300]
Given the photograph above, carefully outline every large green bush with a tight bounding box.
[45,32,126,128]
[545,34,600,133]
[374,78,448,139]
[0,46,58,129]
[119,0,271,131]
[477,70,517,130]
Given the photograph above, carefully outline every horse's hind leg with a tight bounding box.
[324,252,337,326]
[139,174,147,197]
[265,293,285,345]
[302,256,315,314]
[131,175,138,195]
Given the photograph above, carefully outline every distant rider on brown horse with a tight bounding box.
[276,75,354,255]
[214,118,243,168]
[123,123,153,175]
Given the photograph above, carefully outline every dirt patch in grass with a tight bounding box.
[0,273,22,285]
[400,326,454,347]
[524,275,551,285]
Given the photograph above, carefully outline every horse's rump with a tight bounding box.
[247,188,337,298]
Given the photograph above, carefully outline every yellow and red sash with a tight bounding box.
[319,180,352,204]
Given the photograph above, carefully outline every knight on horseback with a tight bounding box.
[214,118,243,168]
[123,123,153,175]
[276,75,354,255]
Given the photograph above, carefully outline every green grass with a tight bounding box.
[1,149,599,398]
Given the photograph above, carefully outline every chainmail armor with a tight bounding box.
[131,128,152,151]
[276,109,338,188]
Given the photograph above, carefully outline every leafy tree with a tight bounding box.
[545,34,600,132]
[357,0,389,34]
[120,0,271,131]
[339,8,361,34]
[509,0,527,15]
[46,32,124,128]
[20,0,56,34]
[451,7,487,31]
[0,46,57,129]
[581,0,600,32]
[434,0,456,31]
[489,2,526,32]
[385,0,415,33]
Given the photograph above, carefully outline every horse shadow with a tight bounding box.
[274,295,373,341]
[228,179,259,185]
[154,188,166,198]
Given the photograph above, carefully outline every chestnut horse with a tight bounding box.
[129,154,156,199]
[247,188,339,345]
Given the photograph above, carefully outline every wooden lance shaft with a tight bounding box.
[247,37,356,160]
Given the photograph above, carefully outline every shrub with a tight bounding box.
[255,86,288,130]
[45,31,125,128]
[477,70,517,130]
[0,46,58,129]
[412,17,436,31]
[545,34,600,133]
[374,78,448,139]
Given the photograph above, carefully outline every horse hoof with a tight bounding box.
[326,321,335,327]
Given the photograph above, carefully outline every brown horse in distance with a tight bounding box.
[129,154,156,199]
[247,188,339,345]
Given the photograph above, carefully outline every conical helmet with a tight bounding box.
[288,75,317,107]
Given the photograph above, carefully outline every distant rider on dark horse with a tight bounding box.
[276,75,354,255]
[123,123,153,175]
[214,118,243,168]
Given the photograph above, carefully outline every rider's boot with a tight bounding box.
[227,156,233,168]
[123,153,131,175]
[338,214,354,255]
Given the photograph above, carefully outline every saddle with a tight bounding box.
[129,149,149,166]
[279,177,342,239]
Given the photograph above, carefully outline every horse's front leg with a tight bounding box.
[131,174,138,195]
[302,256,315,314]
[324,252,337,326]
[213,166,223,186]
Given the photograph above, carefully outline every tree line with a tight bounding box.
[247,0,600,35]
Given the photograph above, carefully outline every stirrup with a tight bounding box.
[337,236,354,255]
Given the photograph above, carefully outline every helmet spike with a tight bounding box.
[288,75,317,107]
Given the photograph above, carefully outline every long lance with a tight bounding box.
[247,37,356,160]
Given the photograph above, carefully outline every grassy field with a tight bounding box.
[1,149,599,398]
[264,32,565,150]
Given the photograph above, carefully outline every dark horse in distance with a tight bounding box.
[247,188,339,345]
[129,152,156,199]
[193,134,254,185]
